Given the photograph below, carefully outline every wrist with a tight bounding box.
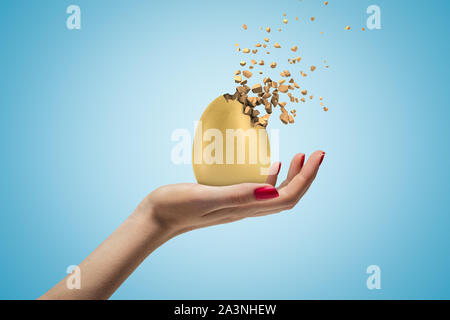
[129,205,179,243]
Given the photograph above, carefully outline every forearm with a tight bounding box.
[39,212,174,300]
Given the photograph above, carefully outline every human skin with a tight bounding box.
[39,151,325,300]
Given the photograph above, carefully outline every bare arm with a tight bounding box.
[39,213,173,300]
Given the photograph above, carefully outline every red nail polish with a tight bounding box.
[254,186,279,200]
[300,154,305,168]
[319,152,325,165]
[276,162,282,175]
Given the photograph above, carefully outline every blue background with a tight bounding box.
[0,0,449,299]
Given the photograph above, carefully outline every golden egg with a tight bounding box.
[193,96,271,186]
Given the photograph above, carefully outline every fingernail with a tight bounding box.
[268,162,281,175]
[276,162,282,175]
[254,186,279,200]
[319,152,325,166]
[300,154,305,168]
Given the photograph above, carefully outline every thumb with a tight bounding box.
[207,183,280,210]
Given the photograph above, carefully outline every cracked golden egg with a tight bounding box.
[193,96,271,186]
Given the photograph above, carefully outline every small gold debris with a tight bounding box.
[345,25,351,30]
[266,27,271,33]
[288,115,294,124]
[252,84,263,93]
[264,38,270,42]
[234,75,242,83]
[240,61,246,66]
[310,66,316,72]
[243,48,250,53]
[257,115,270,127]
[243,24,248,30]
[323,107,328,112]
[283,19,288,24]
[311,17,315,21]
[301,90,307,95]
[291,46,298,52]
[280,70,291,77]
[270,62,277,68]
[279,85,289,93]
[244,106,252,115]
[243,70,253,78]
[274,43,281,48]
[280,112,289,125]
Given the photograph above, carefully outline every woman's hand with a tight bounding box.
[40,151,324,300]
[133,151,325,236]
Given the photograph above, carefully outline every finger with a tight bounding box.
[286,153,306,182]
[279,153,305,188]
[278,150,325,206]
[265,161,281,186]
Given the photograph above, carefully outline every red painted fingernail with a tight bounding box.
[300,154,306,168]
[276,162,282,175]
[254,186,279,200]
[319,152,325,166]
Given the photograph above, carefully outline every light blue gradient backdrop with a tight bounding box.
[0,0,449,299]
